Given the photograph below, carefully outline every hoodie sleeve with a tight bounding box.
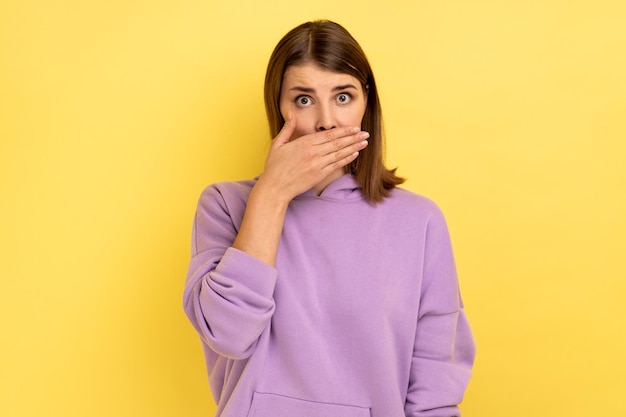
[405,206,476,417]
[183,183,278,360]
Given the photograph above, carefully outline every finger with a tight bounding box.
[308,126,362,146]
[319,130,370,156]
[325,149,362,172]
[272,112,297,148]
[322,135,369,166]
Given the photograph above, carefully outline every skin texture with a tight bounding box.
[232,64,370,266]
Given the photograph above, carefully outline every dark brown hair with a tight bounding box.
[264,20,404,203]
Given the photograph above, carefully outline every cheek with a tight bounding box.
[341,94,367,126]
[281,106,316,137]
[344,105,367,127]
[291,121,314,139]
[279,91,315,138]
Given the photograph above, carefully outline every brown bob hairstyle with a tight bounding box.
[264,20,404,203]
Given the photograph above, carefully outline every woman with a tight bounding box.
[184,20,475,417]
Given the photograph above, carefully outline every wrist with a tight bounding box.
[252,176,293,208]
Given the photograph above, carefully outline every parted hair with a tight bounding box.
[264,20,404,203]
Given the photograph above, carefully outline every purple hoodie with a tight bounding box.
[183,174,475,417]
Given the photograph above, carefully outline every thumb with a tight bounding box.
[272,113,297,147]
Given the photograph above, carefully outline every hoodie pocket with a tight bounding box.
[248,392,371,417]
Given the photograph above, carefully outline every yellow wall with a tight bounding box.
[2,1,624,416]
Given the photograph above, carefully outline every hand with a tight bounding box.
[258,113,369,203]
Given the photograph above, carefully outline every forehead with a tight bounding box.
[282,63,360,88]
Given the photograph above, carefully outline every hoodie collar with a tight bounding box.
[294,173,363,202]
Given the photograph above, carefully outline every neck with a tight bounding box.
[312,168,345,196]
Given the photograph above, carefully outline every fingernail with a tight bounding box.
[360,132,370,139]
[350,127,360,133]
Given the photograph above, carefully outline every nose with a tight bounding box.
[316,104,337,132]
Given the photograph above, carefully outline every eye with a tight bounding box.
[296,95,312,106]
[336,93,352,104]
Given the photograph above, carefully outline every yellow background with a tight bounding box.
[1,1,624,416]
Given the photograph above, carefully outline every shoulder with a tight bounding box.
[199,178,257,204]
[386,187,446,219]
[382,187,453,239]
[386,189,457,270]
[196,178,257,219]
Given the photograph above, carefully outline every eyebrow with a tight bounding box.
[289,84,358,93]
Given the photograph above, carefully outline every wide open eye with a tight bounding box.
[336,93,352,104]
[296,95,312,106]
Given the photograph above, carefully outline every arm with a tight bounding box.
[233,113,369,266]
[183,184,278,360]
[405,207,476,417]
[183,114,369,359]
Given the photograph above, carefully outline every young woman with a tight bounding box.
[184,20,475,417]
